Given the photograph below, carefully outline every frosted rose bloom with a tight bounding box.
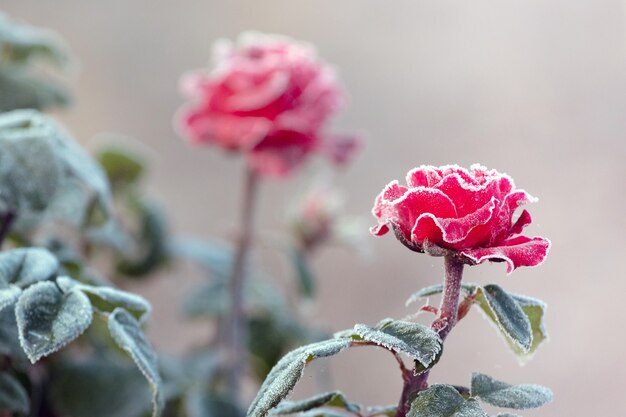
[371,164,550,273]
[177,32,360,177]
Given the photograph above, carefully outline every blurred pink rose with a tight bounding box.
[371,164,550,273]
[177,32,360,177]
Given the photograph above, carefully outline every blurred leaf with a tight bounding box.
[169,238,233,280]
[0,12,70,67]
[108,308,162,417]
[116,200,168,278]
[247,339,351,417]
[470,373,552,410]
[248,314,308,381]
[272,391,359,415]
[49,355,152,417]
[57,276,151,322]
[185,389,243,417]
[291,248,315,298]
[15,281,93,363]
[98,148,145,190]
[183,281,229,318]
[0,110,112,228]
[346,319,442,368]
[0,371,29,414]
[0,68,71,112]
[407,385,487,417]
[0,247,59,287]
[0,308,28,367]
[474,285,532,353]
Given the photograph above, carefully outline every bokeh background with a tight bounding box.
[4,1,626,416]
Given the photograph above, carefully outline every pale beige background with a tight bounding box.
[4,1,626,416]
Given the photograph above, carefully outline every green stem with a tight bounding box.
[395,255,465,417]
[223,167,259,402]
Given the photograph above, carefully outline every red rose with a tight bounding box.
[371,164,550,273]
[177,32,360,177]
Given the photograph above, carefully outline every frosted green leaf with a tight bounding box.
[509,294,548,363]
[0,371,29,413]
[108,308,162,417]
[0,110,112,227]
[0,247,59,286]
[366,405,397,417]
[407,385,487,417]
[493,414,521,417]
[57,276,151,321]
[271,391,359,415]
[15,281,93,363]
[406,283,478,306]
[0,308,27,366]
[49,355,152,417]
[183,281,229,318]
[470,373,552,410]
[247,338,351,417]
[0,284,21,313]
[299,410,352,417]
[474,285,532,353]
[352,319,442,367]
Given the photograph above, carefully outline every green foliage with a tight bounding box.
[365,405,398,417]
[474,285,532,353]
[470,373,552,410]
[247,338,351,417]
[184,389,243,417]
[0,12,72,111]
[0,371,29,414]
[0,248,59,306]
[0,110,112,228]
[271,391,359,415]
[57,276,151,321]
[15,280,93,363]
[407,385,487,417]
[507,294,548,363]
[97,148,145,191]
[108,308,163,417]
[49,355,153,417]
[405,283,477,306]
[342,319,442,369]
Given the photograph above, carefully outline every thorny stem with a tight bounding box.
[395,255,465,417]
[0,211,16,248]
[223,167,260,402]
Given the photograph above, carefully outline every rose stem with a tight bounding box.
[395,255,465,417]
[0,211,16,248]
[224,167,260,402]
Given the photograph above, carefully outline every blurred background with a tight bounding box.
[3,1,625,415]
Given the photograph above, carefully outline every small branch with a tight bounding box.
[223,167,260,402]
[0,211,16,248]
[394,255,465,417]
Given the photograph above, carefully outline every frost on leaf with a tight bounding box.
[247,338,351,417]
[405,283,477,307]
[407,385,487,417]
[0,247,59,287]
[470,373,552,410]
[0,110,112,229]
[57,276,151,322]
[474,285,532,353]
[15,281,93,363]
[271,391,359,415]
[108,308,163,417]
[352,319,442,368]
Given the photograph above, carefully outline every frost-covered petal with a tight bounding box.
[510,209,532,235]
[412,197,497,247]
[406,165,443,188]
[461,236,551,273]
[319,133,362,166]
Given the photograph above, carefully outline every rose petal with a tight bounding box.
[406,165,443,188]
[461,235,551,274]
[413,196,497,247]
[320,133,362,166]
[510,209,532,235]
[248,130,316,176]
